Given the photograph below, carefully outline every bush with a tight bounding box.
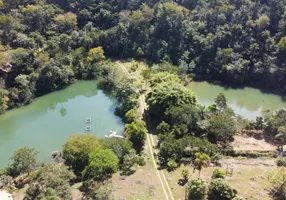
[208,178,237,200]
[212,169,226,179]
[277,157,286,167]
[167,159,177,171]
[187,179,207,200]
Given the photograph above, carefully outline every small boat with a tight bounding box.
[86,118,91,123]
[85,126,92,131]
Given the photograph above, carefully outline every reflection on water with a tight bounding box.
[188,81,286,120]
[0,80,124,168]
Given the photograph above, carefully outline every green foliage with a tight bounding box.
[212,169,226,179]
[277,157,286,167]
[278,37,286,52]
[147,80,196,118]
[26,164,75,200]
[83,149,119,181]
[165,104,202,136]
[264,108,286,145]
[208,115,236,142]
[125,108,140,123]
[167,159,177,171]
[7,146,38,176]
[158,137,184,166]
[105,138,132,164]
[0,89,8,114]
[268,168,286,199]
[121,149,138,175]
[62,133,105,174]
[150,72,180,86]
[208,178,237,200]
[194,152,210,177]
[125,120,147,153]
[187,179,207,200]
[181,169,189,181]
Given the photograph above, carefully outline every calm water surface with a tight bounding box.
[0,80,124,168]
[188,81,286,120]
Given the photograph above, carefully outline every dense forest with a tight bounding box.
[0,0,286,114]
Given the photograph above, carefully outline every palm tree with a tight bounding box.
[194,152,210,177]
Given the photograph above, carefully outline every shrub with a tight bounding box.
[277,157,286,167]
[187,179,207,200]
[208,178,237,200]
[212,169,226,179]
[167,159,177,171]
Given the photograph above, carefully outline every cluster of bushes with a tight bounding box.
[187,169,243,200]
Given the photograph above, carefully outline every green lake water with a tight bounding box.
[188,81,286,120]
[0,80,124,168]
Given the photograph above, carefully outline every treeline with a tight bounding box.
[0,0,285,115]
[25,0,286,93]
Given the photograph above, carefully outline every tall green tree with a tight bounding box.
[62,133,105,174]
[83,149,119,181]
[7,146,38,176]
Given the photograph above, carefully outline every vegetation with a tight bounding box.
[194,152,210,177]
[208,178,238,200]
[62,133,104,174]
[7,146,38,177]
[187,179,207,200]
[82,149,119,181]
[269,168,286,199]
[26,164,75,200]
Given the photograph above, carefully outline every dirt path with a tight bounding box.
[116,61,174,200]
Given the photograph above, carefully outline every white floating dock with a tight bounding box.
[85,126,92,131]
[105,130,125,139]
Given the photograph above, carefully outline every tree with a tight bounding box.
[149,72,181,86]
[7,146,38,176]
[268,168,286,198]
[208,115,236,142]
[187,178,207,200]
[26,164,75,200]
[125,108,140,123]
[214,93,227,114]
[125,120,147,153]
[194,152,210,177]
[257,16,270,29]
[278,37,286,52]
[208,178,237,200]
[147,81,196,118]
[165,104,202,136]
[62,133,105,174]
[121,149,138,175]
[87,47,105,63]
[83,149,119,181]
[105,138,133,164]
[158,137,184,166]
[54,12,78,33]
[0,89,8,114]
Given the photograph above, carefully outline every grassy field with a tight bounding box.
[164,158,276,200]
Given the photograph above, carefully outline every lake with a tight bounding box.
[0,80,124,168]
[188,81,286,120]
